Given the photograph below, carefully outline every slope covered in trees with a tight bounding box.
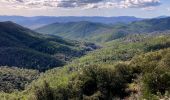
[0,66,39,93]
[36,17,170,42]
[0,21,96,71]
[30,34,170,100]
[36,21,113,40]
[1,33,169,100]
[0,17,170,100]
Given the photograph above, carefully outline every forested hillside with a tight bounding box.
[0,33,169,100]
[0,21,96,71]
[36,17,170,42]
[36,21,113,40]
[28,34,170,100]
[0,17,170,100]
[1,0,170,99]
[0,66,39,93]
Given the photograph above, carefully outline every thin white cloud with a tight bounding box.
[120,0,160,8]
[141,6,156,11]
[167,8,170,11]
[0,0,161,9]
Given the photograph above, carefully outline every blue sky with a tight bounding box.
[0,0,169,18]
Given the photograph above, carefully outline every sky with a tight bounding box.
[0,0,169,18]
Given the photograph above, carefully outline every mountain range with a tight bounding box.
[0,15,170,100]
[36,17,170,42]
[0,16,143,29]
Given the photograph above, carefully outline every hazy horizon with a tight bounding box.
[0,15,168,19]
[0,0,169,18]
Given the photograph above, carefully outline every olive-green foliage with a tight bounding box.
[0,92,27,100]
[0,34,170,100]
[31,81,54,100]
[27,35,170,100]
[28,63,132,100]
[68,63,132,100]
[71,35,170,66]
[130,48,170,99]
[0,66,39,93]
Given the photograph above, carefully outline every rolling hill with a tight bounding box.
[36,17,170,43]
[0,21,170,99]
[0,21,96,71]
[36,21,113,39]
[28,34,170,100]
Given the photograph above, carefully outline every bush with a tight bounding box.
[31,81,54,100]
[130,49,170,99]
[143,70,170,99]
[68,63,132,99]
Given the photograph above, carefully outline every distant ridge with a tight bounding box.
[0,16,143,29]
[36,17,170,43]
[36,21,113,40]
[156,16,170,19]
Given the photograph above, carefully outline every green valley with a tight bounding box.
[0,17,170,100]
[1,0,170,99]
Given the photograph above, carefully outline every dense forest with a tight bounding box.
[0,21,97,71]
[0,17,170,100]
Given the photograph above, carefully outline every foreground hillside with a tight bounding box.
[0,21,96,71]
[30,34,170,100]
[0,34,169,100]
[36,17,170,43]
[0,67,39,93]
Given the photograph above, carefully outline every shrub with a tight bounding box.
[31,81,54,100]
[68,63,132,99]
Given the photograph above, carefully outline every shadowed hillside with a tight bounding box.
[0,21,97,71]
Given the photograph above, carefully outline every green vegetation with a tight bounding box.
[0,33,169,100]
[36,21,113,40]
[32,37,169,99]
[0,18,170,100]
[36,17,170,43]
[0,21,96,71]
[0,66,39,93]
[130,48,170,99]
